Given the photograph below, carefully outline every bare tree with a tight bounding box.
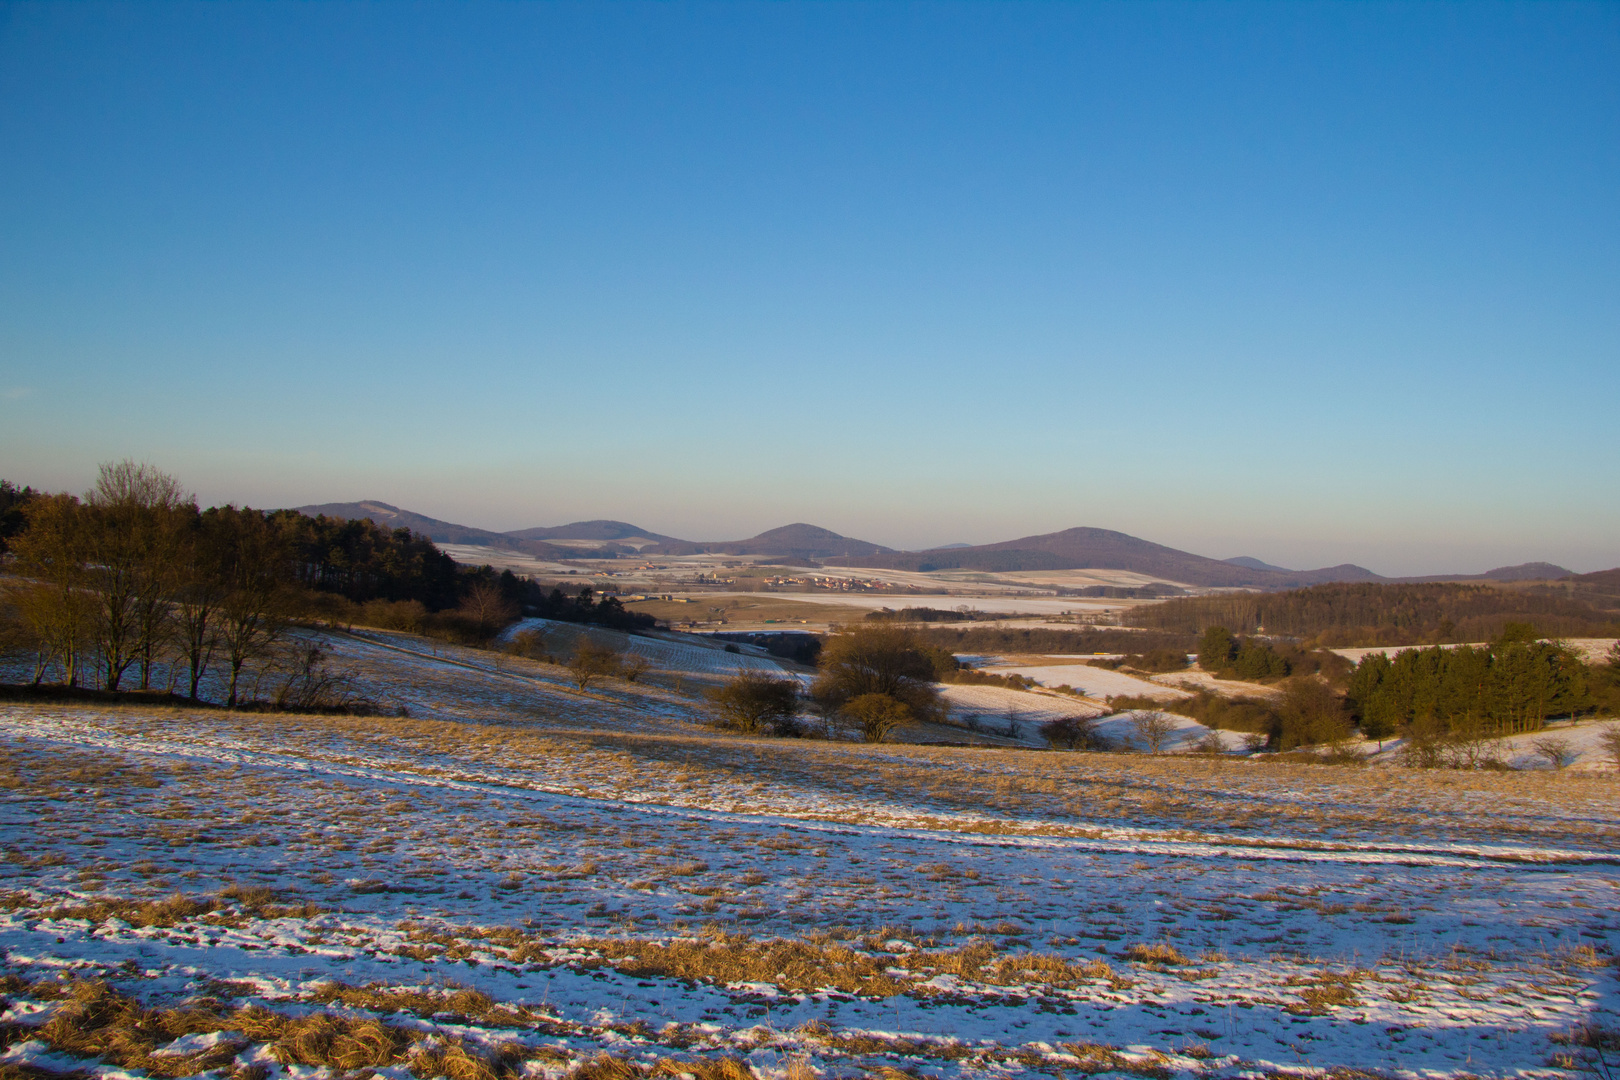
[503,627,548,660]
[7,493,93,686]
[1130,710,1177,754]
[458,581,518,639]
[215,508,288,707]
[568,639,621,690]
[81,461,189,691]
[173,509,231,700]
[1531,735,1575,771]
[621,653,651,682]
[1444,719,1504,771]
[1598,724,1620,770]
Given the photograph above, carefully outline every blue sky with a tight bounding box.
[2,1,1616,574]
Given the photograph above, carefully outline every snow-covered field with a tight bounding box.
[501,619,801,680]
[975,662,1192,703]
[2,627,1618,1080]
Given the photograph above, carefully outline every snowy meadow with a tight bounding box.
[2,626,1617,1080]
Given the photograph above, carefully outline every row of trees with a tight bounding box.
[1,463,677,706]
[0,464,543,705]
[1346,631,1602,741]
[1128,582,1617,646]
[5,464,295,703]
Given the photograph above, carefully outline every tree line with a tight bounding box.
[1345,627,1606,743]
[0,463,658,705]
[1126,582,1618,646]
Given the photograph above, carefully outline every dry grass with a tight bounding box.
[1123,942,1190,966]
[0,887,321,929]
[566,929,1116,997]
[0,977,530,1080]
[1283,969,1367,1015]
[578,930,910,996]
[10,692,1617,856]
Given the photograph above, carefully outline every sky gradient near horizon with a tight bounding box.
[2,2,1617,576]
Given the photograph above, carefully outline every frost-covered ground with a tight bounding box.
[2,629,1618,1080]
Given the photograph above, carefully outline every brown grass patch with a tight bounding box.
[2,977,532,1080]
[579,930,908,997]
[1123,942,1190,966]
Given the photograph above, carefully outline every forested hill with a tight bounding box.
[1125,581,1620,646]
[292,502,614,559]
[294,501,532,549]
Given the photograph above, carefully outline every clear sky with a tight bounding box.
[2,1,1616,575]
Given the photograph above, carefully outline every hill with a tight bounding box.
[1225,556,1292,573]
[648,523,894,560]
[1524,566,1620,617]
[291,504,889,562]
[1395,561,1575,584]
[1126,580,1620,644]
[827,526,1377,587]
[293,501,522,548]
[506,520,679,544]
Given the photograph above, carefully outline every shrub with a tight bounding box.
[1532,735,1575,770]
[360,599,427,633]
[1119,648,1190,673]
[1039,715,1103,750]
[1598,723,1620,770]
[708,672,802,736]
[621,654,650,682]
[1275,677,1351,750]
[568,640,622,690]
[842,693,911,743]
[813,624,945,724]
[504,628,548,660]
[1110,690,1277,738]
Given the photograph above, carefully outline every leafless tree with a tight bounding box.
[1131,710,1177,754]
[1598,724,1620,770]
[81,461,189,690]
[173,510,231,700]
[568,639,621,690]
[7,493,93,686]
[458,581,518,638]
[1531,735,1575,771]
[215,508,288,706]
[503,627,548,660]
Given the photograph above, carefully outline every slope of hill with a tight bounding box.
[1392,562,1575,584]
[826,526,1376,587]
[1525,566,1620,616]
[648,523,894,560]
[1225,556,1292,573]
[506,520,678,544]
[293,501,520,547]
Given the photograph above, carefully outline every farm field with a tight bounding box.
[2,625,1618,1080]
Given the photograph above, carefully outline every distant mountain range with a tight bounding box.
[820,526,1393,588]
[290,503,891,562]
[290,501,1578,589]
